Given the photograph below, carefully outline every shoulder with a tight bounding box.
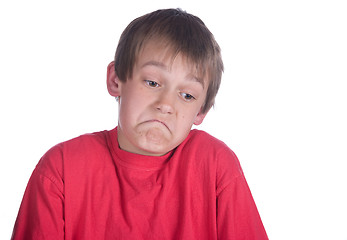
[35,130,110,177]
[184,129,244,190]
[59,130,109,155]
[185,129,236,158]
[41,130,109,159]
[182,129,241,170]
[186,129,227,148]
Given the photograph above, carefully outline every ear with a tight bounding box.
[107,61,122,97]
[193,110,208,125]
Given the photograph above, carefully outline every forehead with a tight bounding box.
[135,40,207,85]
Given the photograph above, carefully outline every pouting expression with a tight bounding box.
[107,41,209,156]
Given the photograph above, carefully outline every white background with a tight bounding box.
[1,0,346,239]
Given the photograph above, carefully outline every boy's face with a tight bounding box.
[107,41,208,156]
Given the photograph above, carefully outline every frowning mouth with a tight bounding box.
[146,119,170,131]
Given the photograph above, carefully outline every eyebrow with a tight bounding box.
[141,60,205,88]
[141,60,167,69]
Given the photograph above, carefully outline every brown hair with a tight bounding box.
[114,8,223,113]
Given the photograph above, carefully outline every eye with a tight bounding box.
[144,80,160,88]
[180,92,196,101]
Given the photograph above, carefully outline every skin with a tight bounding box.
[107,41,209,156]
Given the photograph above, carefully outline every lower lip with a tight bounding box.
[147,120,169,130]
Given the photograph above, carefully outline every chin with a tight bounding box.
[139,144,170,156]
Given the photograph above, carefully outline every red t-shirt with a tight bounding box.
[12,128,268,239]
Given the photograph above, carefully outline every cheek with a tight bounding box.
[119,93,148,121]
[177,110,198,128]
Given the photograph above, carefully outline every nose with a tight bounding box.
[156,91,175,114]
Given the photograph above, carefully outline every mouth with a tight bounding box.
[147,119,170,131]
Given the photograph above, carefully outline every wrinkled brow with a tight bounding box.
[141,60,205,88]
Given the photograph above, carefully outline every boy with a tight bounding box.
[12,8,268,239]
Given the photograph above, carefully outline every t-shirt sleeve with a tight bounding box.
[216,148,268,240]
[11,145,65,240]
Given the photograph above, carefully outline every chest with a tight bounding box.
[64,155,217,239]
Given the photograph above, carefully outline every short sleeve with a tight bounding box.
[11,145,65,240]
[216,148,268,239]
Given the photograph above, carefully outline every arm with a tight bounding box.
[216,149,268,240]
[11,146,65,240]
[217,175,268,239]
